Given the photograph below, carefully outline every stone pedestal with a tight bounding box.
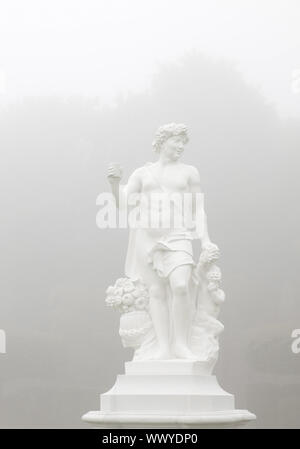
[82,360,256,428]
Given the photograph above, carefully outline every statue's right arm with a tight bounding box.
[107,164,142,209]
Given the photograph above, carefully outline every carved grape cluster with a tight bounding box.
[198,244,220,267]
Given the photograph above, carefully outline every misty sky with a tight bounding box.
[1,0,300,430]
[0,0,300,118]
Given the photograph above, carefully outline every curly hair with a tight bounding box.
[152,123,189,153]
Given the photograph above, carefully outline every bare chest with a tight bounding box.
[142,165,189,193]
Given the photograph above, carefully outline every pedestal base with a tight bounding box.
[82,360,256,429]
[82,410,256,429]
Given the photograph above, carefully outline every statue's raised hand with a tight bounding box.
[107,163,123,184]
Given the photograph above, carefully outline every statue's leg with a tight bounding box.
[169,264,197,360]
[149,280,170,359]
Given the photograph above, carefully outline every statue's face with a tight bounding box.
[161,136,185,161]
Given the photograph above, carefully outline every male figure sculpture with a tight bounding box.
[82,124,256,428]
[107,123,222,363]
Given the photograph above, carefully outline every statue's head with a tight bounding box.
[152,123,189,161]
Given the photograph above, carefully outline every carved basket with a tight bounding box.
[119,310,152,348]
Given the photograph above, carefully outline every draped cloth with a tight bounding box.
[148,230,194,279]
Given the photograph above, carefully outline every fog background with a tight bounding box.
[0,0,300,428]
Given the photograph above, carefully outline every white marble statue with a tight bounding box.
[82,124,256,428]
[105,123,225,372]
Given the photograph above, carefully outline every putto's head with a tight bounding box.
[152,123,189,161]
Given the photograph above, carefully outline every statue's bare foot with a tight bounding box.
[151,347,171,360]
[173,344,198,360]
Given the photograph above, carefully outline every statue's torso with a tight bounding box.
[141,162,191,194]
[135,162,194,236]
